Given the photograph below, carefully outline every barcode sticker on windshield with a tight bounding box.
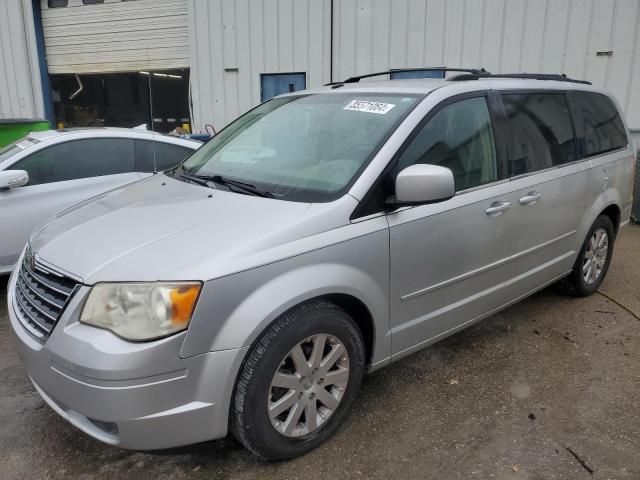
[343,100,396,114]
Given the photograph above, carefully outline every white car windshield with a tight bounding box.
[179,93,422,202]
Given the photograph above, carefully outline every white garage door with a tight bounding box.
[41,0,189,74]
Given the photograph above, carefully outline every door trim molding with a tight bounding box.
[510,230,576,261]
[400,254,512,302]
[400,229,576,302]
[392,268,573,361]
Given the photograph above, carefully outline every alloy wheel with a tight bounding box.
[583,227,609,285]
[268,334,350,437]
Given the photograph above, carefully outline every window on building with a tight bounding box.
[82,0,104,4]
[394,96,498,191]
[134,140,194,172]
[570,91,628,158]
[260,73,306,102]
[502,93,576,175]
[47,0,68,7]
[13,138,135,186]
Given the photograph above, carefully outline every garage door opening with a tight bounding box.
[50,69,190,133]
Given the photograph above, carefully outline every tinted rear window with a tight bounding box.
[13,138,135,185]
[503,93,576,175]
[570,91,628,158]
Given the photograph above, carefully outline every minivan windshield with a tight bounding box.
[179,93,422,202]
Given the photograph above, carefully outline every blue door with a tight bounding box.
[260,73,306,102]
[389,69,444,80]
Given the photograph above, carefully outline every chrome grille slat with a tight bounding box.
[12,303,45,339]
[18,268,64,311]
[23,261,73,296]
[14,288,50,334]
[16,279,57,322]
[13,250,79,343]
[21,267,68,307]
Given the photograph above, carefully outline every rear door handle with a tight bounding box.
[485,201,512,217]
[519,191,542,206]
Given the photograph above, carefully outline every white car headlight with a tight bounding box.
[80,282,202,341]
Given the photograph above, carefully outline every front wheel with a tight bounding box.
[558,215,615,297]
[231,300,366,460]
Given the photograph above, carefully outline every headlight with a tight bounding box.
[80,282,202,341]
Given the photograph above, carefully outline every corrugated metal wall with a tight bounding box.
[0,0,45,120]
[333,0,640,131]
[189,0,640,135]
[41,0,189,74]
[188,0,331,132]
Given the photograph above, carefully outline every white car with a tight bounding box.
[0,128,200,274]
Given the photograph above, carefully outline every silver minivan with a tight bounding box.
[7,71,635,460]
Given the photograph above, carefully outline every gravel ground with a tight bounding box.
[1,225,639,480]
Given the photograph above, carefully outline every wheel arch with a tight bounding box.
[576,188,622,251]
[600,203,621,236]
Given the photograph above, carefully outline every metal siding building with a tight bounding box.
[40,0,190,74]
[0,0,45,120]
[1,0,639,147]
[188,0,331,132]
[188,0,640,150]
[330,0,640,147]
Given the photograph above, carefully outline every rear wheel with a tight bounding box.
[231,300,365,460]
[558,215,615,297]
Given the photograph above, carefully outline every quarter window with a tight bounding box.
[13,138,135,186]
[570,91,628,158]
[395,96,498,191]
[502,93,576,175]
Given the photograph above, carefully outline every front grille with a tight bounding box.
[14,249,79,341]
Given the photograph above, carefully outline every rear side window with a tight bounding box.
[13,138,135,186]
[394,96,498,191]
[134,140,194,172]
[502,93,576,175]
[570,91,628,158]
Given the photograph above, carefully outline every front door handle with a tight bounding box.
[519,191,542,206]
[485,201,512,217]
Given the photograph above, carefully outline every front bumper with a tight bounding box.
[7,269,247,450]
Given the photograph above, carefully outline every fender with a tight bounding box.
[574,186,621,253]
[180,228,391,364]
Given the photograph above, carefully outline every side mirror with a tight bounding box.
[0,170,29,190]
[390,164,455,206]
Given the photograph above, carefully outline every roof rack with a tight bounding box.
[448,73,592,85]
[326,67,489,86]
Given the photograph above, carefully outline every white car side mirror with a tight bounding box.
[0,170,29,190]
[392,164,455,205]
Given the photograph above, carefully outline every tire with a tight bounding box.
[231,299,366,460]
[558,215,615,297]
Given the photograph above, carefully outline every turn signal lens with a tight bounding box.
[169,285,201,326]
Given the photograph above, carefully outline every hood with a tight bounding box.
[31,174,355,283]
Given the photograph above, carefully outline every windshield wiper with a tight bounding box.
[194,173,275,198]
[170,165,274,198]
[167,164,210,187]
[177,172,211,187]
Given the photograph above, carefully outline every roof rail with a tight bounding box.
[328,67,489,85]
[448,72,592,85]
